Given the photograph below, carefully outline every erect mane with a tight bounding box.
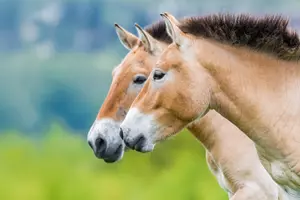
[145,20,173,44]
[145,13,300,61]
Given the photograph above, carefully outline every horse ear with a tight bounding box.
[160,12,185,46]
[135,23,159,53]
[115,23,139,50]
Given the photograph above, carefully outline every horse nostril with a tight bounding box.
[119,128,124,140]
[134,135,145,151]
[95,137,107,155]
[88,141,93,150]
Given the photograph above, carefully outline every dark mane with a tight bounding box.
[145,20,173,44]
[145,14,300,61]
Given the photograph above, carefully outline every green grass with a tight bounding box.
[0,124,227,200]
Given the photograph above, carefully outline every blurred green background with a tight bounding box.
[1,0,300,199]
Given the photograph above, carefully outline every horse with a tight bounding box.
[87,17,288,199]
[120,12,300,198]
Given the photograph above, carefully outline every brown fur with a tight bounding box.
[121,13,300,195]
[91,19,288,198]
[145,14,300,60]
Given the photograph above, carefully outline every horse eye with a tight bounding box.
[133,75,147,84]
[153,70,165,81]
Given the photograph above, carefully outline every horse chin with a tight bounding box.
[138,143,155,153]
[124,146,131,152]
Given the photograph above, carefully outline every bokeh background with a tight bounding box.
[1,0,300,199]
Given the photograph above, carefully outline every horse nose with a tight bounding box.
[119,128,124,140]
[92,136,107,158]
[88,140,93,149]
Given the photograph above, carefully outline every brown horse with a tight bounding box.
[88,19,287,199]
[120,13,300,197]
[87,23,168,162]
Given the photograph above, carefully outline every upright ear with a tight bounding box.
[135,23,160,53]
[160,12,186,46]
[115,23,139,50]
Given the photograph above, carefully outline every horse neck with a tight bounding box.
[187,110,253,154]
[193,38,300,156]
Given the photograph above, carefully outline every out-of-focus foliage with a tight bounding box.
[0,126,227,200]
[1,51,117,132]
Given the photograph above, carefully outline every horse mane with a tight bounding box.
[145,13,300,61]
[145,20,173,44]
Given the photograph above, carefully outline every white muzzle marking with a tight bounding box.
[87,118,125,162]
[88,118,122,147]
[120,107,156,152]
